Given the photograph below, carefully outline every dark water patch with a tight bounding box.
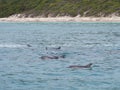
[112,32,120,37]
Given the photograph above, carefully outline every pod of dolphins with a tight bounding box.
[27,44,93,69]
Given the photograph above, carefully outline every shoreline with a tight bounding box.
[0,17,120,22]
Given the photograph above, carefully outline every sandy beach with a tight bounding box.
[0,16,120,22]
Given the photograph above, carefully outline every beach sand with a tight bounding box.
[0,16,120,22]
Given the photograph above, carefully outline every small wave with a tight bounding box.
[0,44,26,48]
[47,44,72,47]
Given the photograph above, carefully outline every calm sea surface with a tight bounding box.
[0,22,120,90]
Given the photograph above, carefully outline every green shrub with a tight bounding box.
[0,0,120,17]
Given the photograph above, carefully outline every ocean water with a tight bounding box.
[0,22,120,90]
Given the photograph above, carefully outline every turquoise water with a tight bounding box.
[0,22,120,90]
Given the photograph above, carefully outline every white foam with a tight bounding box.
[0,44,26,48]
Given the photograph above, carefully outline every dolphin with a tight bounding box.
[68,63,93,69]
[40,54,66,60]
[45,46,61,50]
[40,56,59,60]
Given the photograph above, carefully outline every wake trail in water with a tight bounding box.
[0,44,26,48]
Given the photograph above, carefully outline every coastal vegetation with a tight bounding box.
[0,0,120,18]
